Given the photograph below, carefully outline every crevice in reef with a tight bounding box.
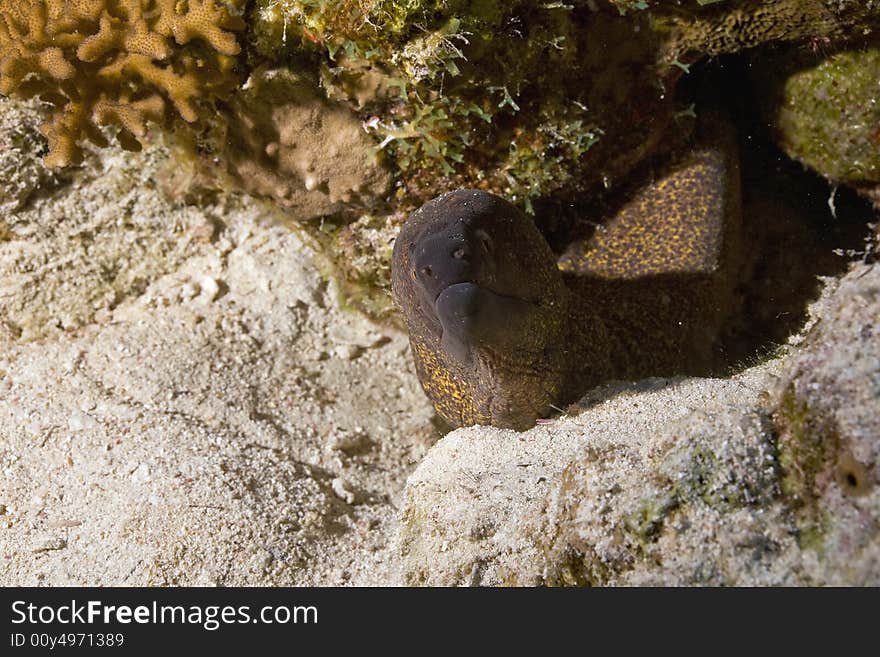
[698,52,877,374]
[536,50,877,380]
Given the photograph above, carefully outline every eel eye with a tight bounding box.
[452,247,466,259]
[421,266,433,277]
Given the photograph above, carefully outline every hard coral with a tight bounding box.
[223,68,390,221]
[0,0,244,167]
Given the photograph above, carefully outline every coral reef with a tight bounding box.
[0,0,244,166]
[1,35,879,586]
[243,0,880,211]
[249,1,678,209]
[4,1,878,211]
[3,1,880,320]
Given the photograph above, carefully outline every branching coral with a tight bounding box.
[0,0,244,167]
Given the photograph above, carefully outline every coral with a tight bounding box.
[0,0,245,167]
[222,67,391,220]
[4,0,878,200]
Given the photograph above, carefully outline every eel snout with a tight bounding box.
[435,282,540,365]
[409,218,495,304]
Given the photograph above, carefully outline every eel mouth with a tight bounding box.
[433,282,538,365]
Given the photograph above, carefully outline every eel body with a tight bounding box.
[392,120,742,430]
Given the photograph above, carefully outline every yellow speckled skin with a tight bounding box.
[392,118,741,431]
[560,145,733,279]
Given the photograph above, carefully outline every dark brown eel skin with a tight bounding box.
[392,119,742,431]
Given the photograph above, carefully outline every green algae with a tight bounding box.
[762,47,880,188]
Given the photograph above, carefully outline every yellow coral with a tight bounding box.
[0,0,244,167]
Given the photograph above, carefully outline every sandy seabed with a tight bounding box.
[0,97,438,585]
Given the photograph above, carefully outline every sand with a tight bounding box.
[0,97,436,585]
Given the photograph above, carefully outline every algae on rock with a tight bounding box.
[754,47,880,204]
[248,1,678,208]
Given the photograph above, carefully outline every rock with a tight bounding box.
[223,68,391,221]
[754,47,880,204]
[33,538,67,553]
[331,478,357,505]
[198,275,221,302]
[0,98,64,212]
[770,259,880,583]
[396,262,879,586]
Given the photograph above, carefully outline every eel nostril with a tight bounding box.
[421,266,433,277]
[452,248,467,260]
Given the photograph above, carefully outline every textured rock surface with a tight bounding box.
[755,47,880,204]
[0,98,63,213]
[223,68,391,221]
[768,48,880,205]
[396,260,879,586]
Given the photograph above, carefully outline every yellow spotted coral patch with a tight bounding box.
[0,0,244,166]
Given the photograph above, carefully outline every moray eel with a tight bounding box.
[392,119,742,431]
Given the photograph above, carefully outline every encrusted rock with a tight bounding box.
[754,47,880,204]
[223,68,391,221]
